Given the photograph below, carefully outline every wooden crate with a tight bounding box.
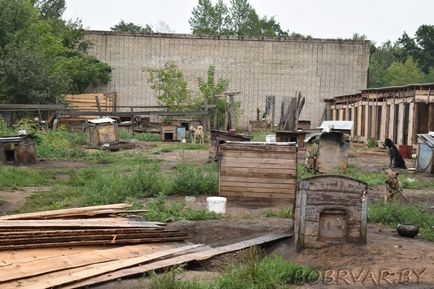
[209,130,251,160]
[219,142,297,203]
[294,175,368,250]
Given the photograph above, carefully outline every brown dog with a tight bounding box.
[384,169,403,203]
[190,125,204,144]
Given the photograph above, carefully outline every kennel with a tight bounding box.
[85,118,119,146]
[275,131,308,150]
[161,125,178,142]
[0,135,36,164]
[294,175,368,249]
[209,130,251,160]
[219,142,297,203]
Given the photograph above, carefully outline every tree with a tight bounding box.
[414,25,434,73]
[111,20,153,33]
[147,61,191,111]
[0,0,111,104]
[383,57,426,86]
[197,65,229,129]
[33,0,66,19]
[189,0,289,37]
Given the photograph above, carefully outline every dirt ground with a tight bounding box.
[0,141,433,288]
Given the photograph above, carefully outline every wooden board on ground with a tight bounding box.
[62,232,292,289]
[0,218,164,228]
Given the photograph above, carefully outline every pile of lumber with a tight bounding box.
[0,204,186,250]
[64,93,116,113]
[0,231,291,289]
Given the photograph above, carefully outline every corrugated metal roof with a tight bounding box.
[0,136,27,143]
[417,134,434,148]
[320,121,353,130]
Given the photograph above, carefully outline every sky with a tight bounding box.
[63,0,434,44]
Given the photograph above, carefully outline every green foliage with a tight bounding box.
[173,161,218,196]
[367,137,378,148]
[144,193,221,223]
[33,129,86,159]
[368,200,434,241]
[147,61,192,111]
[149,247,318,289]
[0,117,14,136]
[189,0,292,37]
[0,0,111,103]
[110,20,153,33]
[197,65,230,129]
[262,208,292,219]
[0,165,51,189]
[119,130,161,141]
[384,57,426,86]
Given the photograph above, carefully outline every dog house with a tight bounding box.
[305,132,350,173]
[0,135,36,164]
[209,130,251,160]
[161,125,178,142]
[275,131,308,151]
[294,175,368,249]
[416,133,434,173]
[219,142,297,203]
[85,118,119,146]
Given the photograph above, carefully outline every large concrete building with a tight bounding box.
[85,31,370,128]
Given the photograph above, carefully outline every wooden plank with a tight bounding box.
[222,151,297,160]
[220,170,296,179]
[220,181,295,189]
[0,204,133,220]
[222,157,296,165]
[60,232,293,289]
[220,167,296,175]
[221,160,296,169]
[221,190,294,200]
[220,176,295,184]
[2,244,202,289]
[220,185,293,194]
[0,228,171,238]
[0,243,178,282]
[221,144,296,153]
[0,219,164,228]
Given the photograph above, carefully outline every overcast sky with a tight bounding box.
[63,0,434,44]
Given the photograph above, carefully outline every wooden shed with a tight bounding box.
[294,175,368,250]
[219,142,297,203]
[209,130,251,160]
[0,135,36,164]
[85,118,119,146]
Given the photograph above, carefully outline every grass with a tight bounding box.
[0,165,52,189]
[262,208,292,219]
[151,143,208,154]
[34,129,87,159]
[368,200,434,241]
[250,131,271,142]
[148,247,318,289]
[143,193,221,223]
[119,130,161,141]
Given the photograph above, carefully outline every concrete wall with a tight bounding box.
[85,31,370,128]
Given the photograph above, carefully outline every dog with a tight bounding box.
[383,138,406,169]
[190,125,204,144]
[384,169,403,203]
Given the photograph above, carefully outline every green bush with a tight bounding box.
[173,161,218,196]
[34,129,86,159]
[119,130,161,141]
[148,247,318,289]
[368,200,434,241]
[367,137,378,148]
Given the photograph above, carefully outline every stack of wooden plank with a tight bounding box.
[0,231,291,289]
[64,93,116,113]
[0,204,187,250]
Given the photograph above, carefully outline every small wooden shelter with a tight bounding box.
[209,130,251,159]
[219,142,297,203]
[161,125,178,142]
[275,131,308,150]
[294,175,368,249]
[85,118,119,146]
[0,135,36,164]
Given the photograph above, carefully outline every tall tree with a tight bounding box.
[189,0,229,35]
[383,57,426,86]
[33,0,66,19]
[414,25,434,73]
[147,61,191,111]
[0,0,111,104]
[111,20,153,33]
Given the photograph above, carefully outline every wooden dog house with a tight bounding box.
[219,142,297,203]
[294,175,368,250]
[275,131,308,150]
[85,118,119,146]
[209,130,251,160]
[161,125,178,142]
[0,135,36,164]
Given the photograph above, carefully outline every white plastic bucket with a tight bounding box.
[266,135,276,143]
[207,197,227,214]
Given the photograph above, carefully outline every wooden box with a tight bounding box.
[161,125,178,142]
[209,130,251,160]
[294,175,368,250]
[0,135,36,164]
[87,123,119,146]
[219,142,297,203]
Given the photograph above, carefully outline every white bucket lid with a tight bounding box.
[206,197,227,202]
